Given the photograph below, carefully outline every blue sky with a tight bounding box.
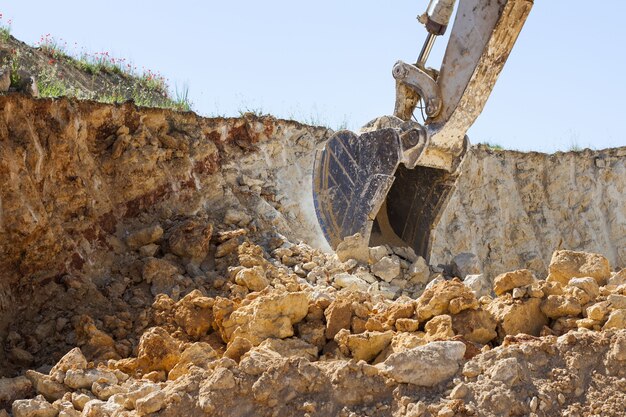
[3,1,625,152]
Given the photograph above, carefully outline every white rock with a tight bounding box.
[368,246,389,264]
[408,257,430,285]
[392,246,419,263]
[376,341,466,386]
[463,274,492,298]
[371,255,401,282]
[64,369,117,390]
[135,390,167,416]
[334,273,369,292]
[12,395,57,417]
[568,277,599,299]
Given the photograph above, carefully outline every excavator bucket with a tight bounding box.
[312,0,532,260]
[312,128,457,260]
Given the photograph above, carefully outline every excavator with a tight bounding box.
[312,0,533,260]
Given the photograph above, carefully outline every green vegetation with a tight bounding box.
[481,142,504,150]
[0,13,11,42]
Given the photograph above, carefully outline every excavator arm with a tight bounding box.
[312,0,533,259]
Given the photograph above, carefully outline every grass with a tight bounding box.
[0,13,11,42]
[480,142,504,150]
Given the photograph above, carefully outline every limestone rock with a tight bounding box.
[235,266,269,292]
[408,257,430,285]
[142,257,179,296]
[368,246,389,264]
[126,225,163,250]
[463,274,492,298]
[134,327,182,373]
[168,218,213,261]
[493,269,535,296]
[603,309,626,330]
[540,295,582,319]
[371,256,401,282]
[587,301,610,321]
[425,315,455,341]
[64,369,117,390]
[608,269,626,287]
[451,309,497,344]
[415,280,478,322]
[220,291,309,345]
[324,298,352,339]
[568,277,600,300]
[24,371,67,402]
[451,253,480,278]
[342,331,393,362]
[376,341,466,386]
[336,233,369,263]
[169,342,218,380]
[50,347,88,374]
[547,250,611,285]
[259,338,319,361]
[173,290,214,339]
[0,376,32,404]
[333,273,369,292]
[487,297,548,339]
[12,395,57,417]
[608,294,626,310]
[135,390,167,416]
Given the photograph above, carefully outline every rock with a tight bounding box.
[493,269,535,296]
[168,219,213,261]
[215,237,241,258]
[12,395,57,417]
[490,357,523,385]
[259,338,319,361]
[91,382,123,400]
[568,277,600,299]
[219,291,309,345]
[393,246,419,263]
[334,273,369,292]
[368,246,389,264]
[24,371,67,402]
[487,297,548,339]
[336,233,369,263]
[343,331,393,362]
[64,369,117,390]
[81,399,123,417]
[608,294,626,310]
[169,342,218,380]
[540,295,582,319]
[415,280,479,322]
[587,301,610,321]
[142,257,179,296]
[139,243,160,257]
[451,253,480,278]
[173,290,214,338]
[223,208,252,226]
[408,257,430,285]
[324,299,353,339]
[50,347,88,374]
[425,315,455,341]
[371,255,401,282]
[0,376,32,404]
[603,309,626,330]
[395,318,420,332]
[223,337,254,362]
[608,269,626,287]
[234,266,269,292]
[135,327,182,373]
[449,382,469,399]
[126,225,163,250]
[463,274,492,298]
[451,309,498,344]
[547,250,611,285]
[135,390,167,416]
[376,341,466,386]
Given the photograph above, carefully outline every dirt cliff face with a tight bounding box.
[431,146,626,278]
[0,94,328,346]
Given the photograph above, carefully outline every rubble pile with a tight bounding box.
[2,226,625,416]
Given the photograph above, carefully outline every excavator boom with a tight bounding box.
[313,0,533,259]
